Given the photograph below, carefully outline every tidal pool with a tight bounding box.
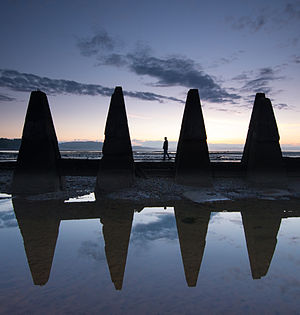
[0,195,300,314]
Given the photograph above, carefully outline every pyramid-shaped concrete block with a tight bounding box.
[12,91,63,194]
[176,89,211,185]
[241,93,265,166]
[96,87,134,191]
[241,93,285,183]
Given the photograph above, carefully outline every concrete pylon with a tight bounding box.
[96,87,134,192]
[13,198,60,286]
[12,91,63,194]
[174,203,210,287]
[241,210,281,279]
[241,93,285,184]
[100,207,134,290]
[175,89,211,186]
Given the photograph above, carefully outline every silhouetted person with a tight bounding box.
[163,137,171,160]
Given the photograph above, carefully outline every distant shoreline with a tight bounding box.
[2,138,300,152]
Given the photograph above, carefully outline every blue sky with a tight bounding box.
[0,0,299,146]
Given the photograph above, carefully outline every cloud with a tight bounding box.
[124,90,183,103]
[77,31,241,104]
[127,52,241,103]
[233,67,285,95]
[231,15,267,32]
[228,1,300,33]
[99,50,241,103]
[77,30,117,56]
[131,214,178,244]
[78,240,106,262]
[0,210,18,229]
[0,69,183,103]
[0,94,15,102]
[232,73,250,81]
[293,55,300,63]
[97,53,128,67]
[274,103,288,110]
[229,67,291,110]
[208,51,245,69]
[285,2,300,20]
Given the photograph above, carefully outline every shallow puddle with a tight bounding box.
[0,196,300,313]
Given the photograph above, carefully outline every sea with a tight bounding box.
[1,150,300,162]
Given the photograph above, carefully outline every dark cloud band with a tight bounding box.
[0,69,183,103]
[76,31,241,104]
[77,30,117,56]
[232,67,285,95]
[96,51,241,103]
[126,52,241,103]
[0,94,15,102]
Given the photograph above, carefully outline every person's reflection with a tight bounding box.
[241,210,282,279]
[174,203,210,287]
[100,205,134,290]
[12,198,61,286]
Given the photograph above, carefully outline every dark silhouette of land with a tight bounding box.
[58,141,103,151]
[0,138,21,150]
[0,138,156,152]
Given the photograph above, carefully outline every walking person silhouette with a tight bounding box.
[163,137,171,160]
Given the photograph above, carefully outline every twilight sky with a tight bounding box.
[0,0,299,147]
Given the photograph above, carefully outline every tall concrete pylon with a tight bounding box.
[12,91,63,194]
[175,89,211,186]
[174,203,210,287]
[96,87,134,192]
[241,93,285,183]
[241,210,281,279]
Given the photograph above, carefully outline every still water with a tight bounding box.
[1,195,300,314]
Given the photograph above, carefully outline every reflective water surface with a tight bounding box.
[1,195,300,314]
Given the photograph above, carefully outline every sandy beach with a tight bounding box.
[2,168,300,205]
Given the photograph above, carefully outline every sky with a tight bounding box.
[0,0,299,148]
